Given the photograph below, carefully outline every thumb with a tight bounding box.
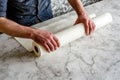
[74,19,79,25]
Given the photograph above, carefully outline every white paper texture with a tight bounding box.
[15,12,96,52]
[33,13,112,57]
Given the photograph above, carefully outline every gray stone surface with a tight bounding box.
[0,0,120,80]
[51,0,101,17]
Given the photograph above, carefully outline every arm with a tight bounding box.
[0,17,60,52]
[68,0,96,35]
[0,17,34,38]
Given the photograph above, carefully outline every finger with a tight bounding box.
[89,21,93,34]
[74,19,79,25]
[93,22,96,31]
[47,40,55,51]
[53,36,60,47]
[91,22,94,32]
[92,23,95,32]
[50,37,57,50]
[41,42,50,53]
[85,21,89,35]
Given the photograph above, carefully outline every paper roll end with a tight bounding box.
[32,42,41,57]
[104,13,113,22]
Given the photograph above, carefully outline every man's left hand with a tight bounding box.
[75,15,96,35]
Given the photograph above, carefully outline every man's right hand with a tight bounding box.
[31,29,60,52]
[0,17,60,52]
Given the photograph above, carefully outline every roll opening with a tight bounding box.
[34,46,39,53]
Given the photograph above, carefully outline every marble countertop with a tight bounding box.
[0,0,120,80]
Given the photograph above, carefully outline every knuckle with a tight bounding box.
[48,35,53,39]
[42,40,47,44]
[56,39,59,43]
[46,39,50,42]
[53,42,57,46]
[49,32,52,34]
[51,44,54,48]
[55,38,58,41]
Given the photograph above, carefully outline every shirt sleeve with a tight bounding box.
[0,0,8,17]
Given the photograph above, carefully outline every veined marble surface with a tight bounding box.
[51,0,101,17]
[0,0,120,80]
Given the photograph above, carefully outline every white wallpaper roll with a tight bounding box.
[15,13,96,52]
[33,13,112,57]
[39,13,96,33]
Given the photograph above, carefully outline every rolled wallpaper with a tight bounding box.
[33,13,112,57]
[15,12,96,52]
[40,13,96,33]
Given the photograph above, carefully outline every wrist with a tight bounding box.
[76,7,87,17]
[77,14,89,21]
[77,12,88,17]
[25,27,36,39]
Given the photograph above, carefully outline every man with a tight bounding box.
[0,0,95,52]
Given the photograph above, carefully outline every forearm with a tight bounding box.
[0,17,33,38]
[68,0,87,16]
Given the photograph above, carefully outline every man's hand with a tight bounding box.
[68,0,96,35]
[31,29,60,52]
[0,17,60,53]
[75,15,96,35]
